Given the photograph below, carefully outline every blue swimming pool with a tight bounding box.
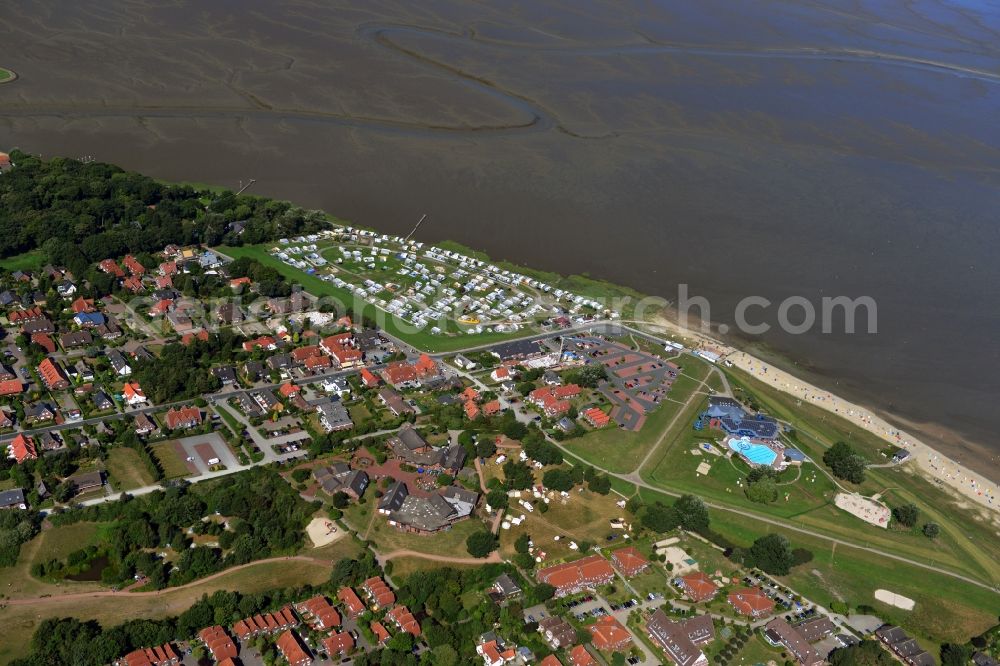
[728,437,777,466]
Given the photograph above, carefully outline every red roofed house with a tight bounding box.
[197,626,237,663]
[482,400,502,416]
[123,255,146,276]
[679,572,718,602]
[9,434,37,464]
[38,357,69,390]
[461,387,480,403]
[570,645,596,666]
[296,595,340,630]
[370,621,390,645]
[539,656,563,666]
[322,632,355,658]
[9,307,44,324]
[338,587,365,618]
[99,259,125,277]
[464,400,481,420]
[278,383,300,399]
[588,615,633,652]
[164,406,201,430]
[611,546,650,578]
[148,299,173,316]
[181,329,210,345]
[490,365,512,382]
[478,639,517,666]
[71,296,96,314]
[231,607,297,641]
[230,276,251,290]
[728,588,775,618]
[291,345,321,362]
[360,367,380,388]
[123,275,144,293]
[159,261,177,276]
[275,629,311,666]
[154,275,173,289]
[242,336,277,352]
[115,643,179,666]
[414,353,438,378]
[380,361,419,388]
[304,354,332,371]
[363,576,396,609]
[386,605,421,636]
[123,382,147,406]
[31,333,56,354]
[536,554,615,598]
[529,385,581,418]
[0,379,23,396]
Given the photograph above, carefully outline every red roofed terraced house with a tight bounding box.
[38,358,69,390]
[114,643,180,666]
[31,333,56,353]
[338,587,365,618]
[304,354,332,371]
[679,572,718,602]
[363,576,396,609]
[123,275,144,293]
[728,587,775,618]
[231,606,297,641]
[8,307,45,325]
[275,629,311,666]
[10,433,38,465]
[322,631,355,658]
[610,545,650,578]
[581,407,611,428]
[164,406,202,430]
[588,616,633,652]
[570,644,597,666]
[0,379,23,396]
[387,605,421,636]
[197,626,237,663]
[529,384,581,418]
[295,595,341,630]
[536,554,615,598]
[291,345,321,362]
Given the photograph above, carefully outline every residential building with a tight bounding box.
[763,618,823,666]
[134,413,158,436]
[93,390,115,411]
[275,629,311,666]
[0,488,27,510]
[569,645,596,666]
[727,588,774,618]
[38,357,69,390]
[231,606,297,640]
[296,595,341,630]
[316,399,354,432]
[378,387,414,415]
[114,643,180,666]
[59,330,93,350]
[123,382,147,406]
[371,621,390,646]
[678,572,718,602]
[386,605,421,636]
[363,576,396,609]
[646,610,714,666]
[0,379,23,396]
[107,349,132,376]
[197,627,237,663]
[212,365,238,385]
[313,463,368,499]
[539,616,577,649]
[322,632,354,658]
[491,573,522,601]
[490,339,543,362]
[536,554,615,597]
[588,616,632,652]
[164,406,201,430]
[875,626,936,666]
[378,481,409,514]
[338,587,365,618]
[611,545,650,578]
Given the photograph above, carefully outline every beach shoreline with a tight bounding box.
[643,313,999,517]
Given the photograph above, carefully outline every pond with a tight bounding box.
[64,555,110,582]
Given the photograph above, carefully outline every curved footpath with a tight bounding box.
[1,555,332,606]
[377,549,502,565]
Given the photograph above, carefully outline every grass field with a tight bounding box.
[0,523,106,600]
[0,248,45,271]
[105,447,155,490]
[0,558,333,664]
[214,404,242,436]
[216,244,535,353]
[150,441,192,479]
[342,500,488,557]
[388,555,481,581]
[566,359,713,474]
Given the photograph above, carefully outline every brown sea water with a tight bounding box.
[1,0,998,479]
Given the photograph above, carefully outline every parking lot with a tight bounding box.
[176,432,239,473]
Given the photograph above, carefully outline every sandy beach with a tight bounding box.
[645,316,999,516]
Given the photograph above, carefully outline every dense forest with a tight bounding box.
[41,468,316,588]
[0,150,328,276]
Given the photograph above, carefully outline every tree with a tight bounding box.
[588,474,611,495]
[514,533,532,554]
[486,488,508,511]
[921,522,940,538]
[940,643,973,666]
[829,641,896,666]
[502,460,534,490]
[823,441,867,484]
[674,494,710,532]
[891,503,918,528]
[436,473,454,487]
[745,478,779,503]
[742,534,794,575]
[466,531,498,558]
[542,468,574,492]
[639,502,679,533]
[475,438,497,458]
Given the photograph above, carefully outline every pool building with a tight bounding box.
[701,396,780,440]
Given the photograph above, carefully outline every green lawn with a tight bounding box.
[215,244,539,352]
[342,500,488,557]
[0,68,14,82]
[214,404,242,436]
[105,447,155,490]
[150,441,192,479]
[567,359,712,474]
[0,249,45,271]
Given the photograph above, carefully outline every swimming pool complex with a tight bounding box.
[728,437,777,466]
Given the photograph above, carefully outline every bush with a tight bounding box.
[921,522,940,538]
[466,531,498,558]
